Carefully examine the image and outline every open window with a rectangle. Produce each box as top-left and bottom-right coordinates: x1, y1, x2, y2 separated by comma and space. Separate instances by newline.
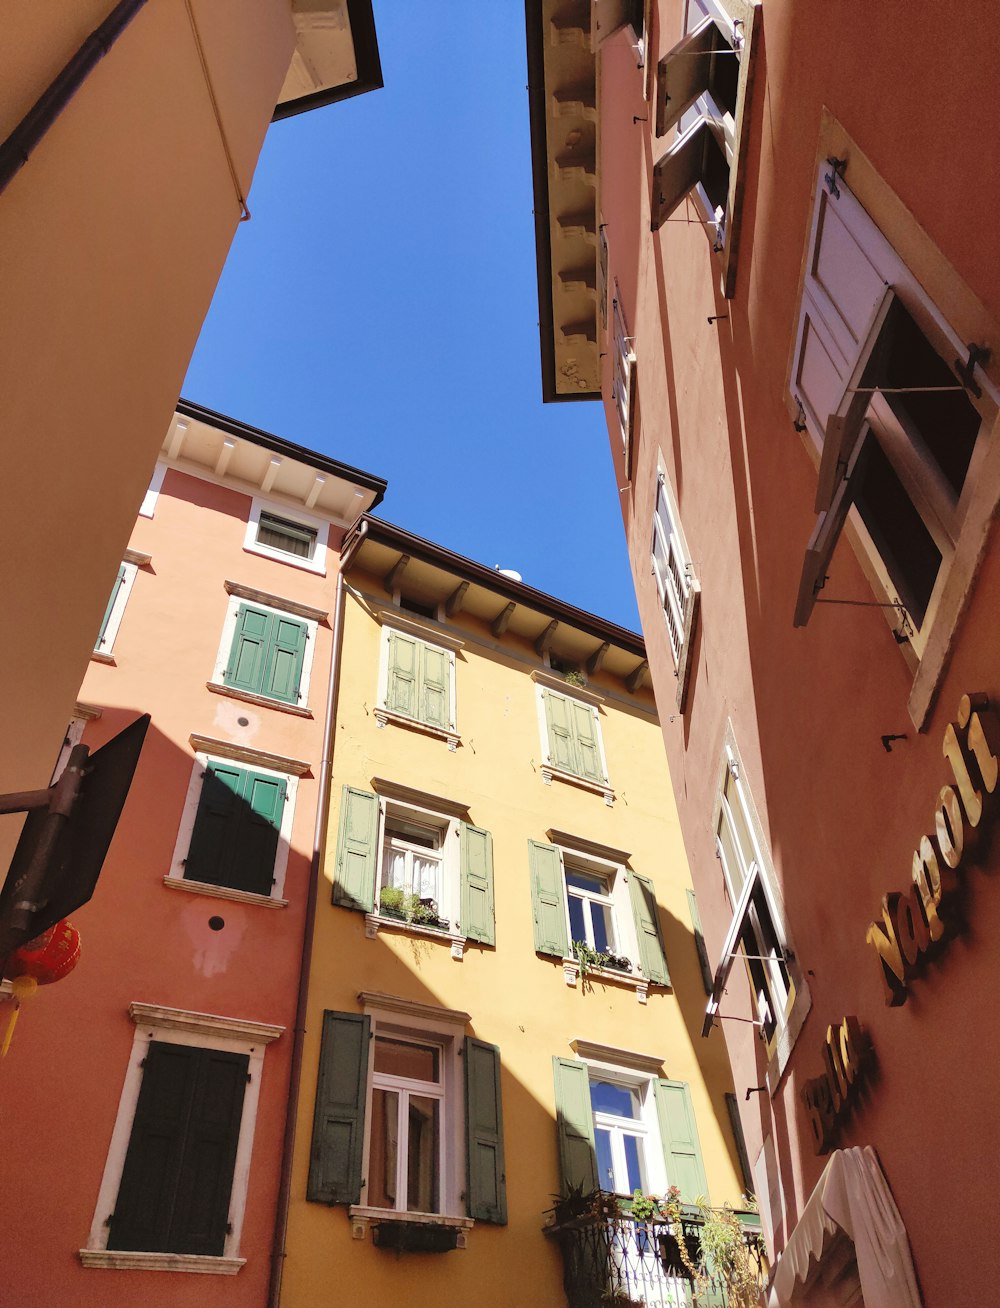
612, 285, 638, 478
651, 471, 701, 710
651, 0, 760, 295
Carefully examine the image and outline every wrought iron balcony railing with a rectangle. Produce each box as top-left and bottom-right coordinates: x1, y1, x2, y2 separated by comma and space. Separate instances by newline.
546, 1197, 767, 1308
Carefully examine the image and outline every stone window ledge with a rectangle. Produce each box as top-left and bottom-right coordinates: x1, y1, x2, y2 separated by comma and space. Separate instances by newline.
162, 876, 288, 909
542, 764, 613, 806
374, 707, 460, 751
561, 957, 652, 1004
79, 1250, 245, 1275
364, 912, 465, 960
348, 1207, 473, 1247
207, 681, 313, 718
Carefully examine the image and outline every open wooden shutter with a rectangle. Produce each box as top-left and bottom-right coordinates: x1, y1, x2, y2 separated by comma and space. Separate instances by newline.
629, 871, 671, 985
686, 888, 714, 995
655, 16, 715, 136
651, 118, 709, 230
307, 1011, 370, 1205
653, 1079, 709, 1202
464, 1038, 507, 1224
675, 579, 701, 713
109, 1042, 248, 1256
225, 604, 272, 695
420, 643, 452, 729
263, 614, 308, 704
570, 701, 607, 783
543, 689, 579, 774
331, 785, 379, 912
793, 431, 871, 627
552, 1057, 598, 1194
96, 564, 127, 649
231, 771, 286, 895
460, 822, 495, 945
184, 762, 245, 886
529, 840, 569, 958
592, 0, 638, 46
386, 631, 419, 718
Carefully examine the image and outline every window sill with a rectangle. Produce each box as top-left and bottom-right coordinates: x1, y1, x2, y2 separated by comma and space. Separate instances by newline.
541, 764, 613, 806
79, 1250, 246, 1275
207, 681, 312, 718
163, 876, 288, 909
348, 1207, 473, 1248
242, 542, 326, 576
364, 912, 465, 959
560, 956, 652, 1004
374, 707, 459, 752
90, 650, 116, 666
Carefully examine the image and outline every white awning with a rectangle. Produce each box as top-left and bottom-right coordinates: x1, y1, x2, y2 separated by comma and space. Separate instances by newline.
768, 1147, 921, 1308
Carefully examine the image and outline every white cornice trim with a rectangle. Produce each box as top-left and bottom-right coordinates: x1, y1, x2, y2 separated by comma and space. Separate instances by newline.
531, 668, 605, 706
358, 991, 471, 1026
129, 1003, 284, 1044
79, 1250, 246, 1275
375, 608, 465, 652
224, 579, 328, 624
124, 548, 152, 567
546, 828, 630, 865
188, 734, 312, 777
206, 681, 314, 719
370, 777, 470, 818
569, 1038, 664, 1072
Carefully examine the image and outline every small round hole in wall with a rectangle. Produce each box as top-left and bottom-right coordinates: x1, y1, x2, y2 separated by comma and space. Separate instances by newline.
208, 916, 225, 932
237, 716, 250, 727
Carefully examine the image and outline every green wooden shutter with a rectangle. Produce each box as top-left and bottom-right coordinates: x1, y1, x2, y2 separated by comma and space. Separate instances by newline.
460, 823, 495, 945
629, 871, 671, 986
570, 699, 606, 783
109, 1042, 248, 1256
725, 1091, 754, 1195
552, 1057, 597, 1194
529, 840, 569, 958
653, 1079, 709, 1203
420, 643, 452, 729
96, 563, 127, 649
184, 762, 246, 887
687, 888, 714, 995
263, 614, 308, 704
464, 1038, 507, 1224
331, 786, 379, 912
225, 604, 273, 694
307, 1011, 370, 1205
386, 631, 419, 717
231, 771, 287, 895
543, 690, 579, 774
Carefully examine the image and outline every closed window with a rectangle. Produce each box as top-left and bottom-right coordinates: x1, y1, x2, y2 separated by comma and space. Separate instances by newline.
591, 1079, 649, 1194
790, 165, 997, 654
243, 498, 329, 574
651, 471, 701, 710
307, 1007, 507, 1226
377, 623, 458, 742
168, 754, 297, 901
256, 510, 317, 559
223, 603, 309, 705
538, 686, 609, 787
331, 785, 495, 947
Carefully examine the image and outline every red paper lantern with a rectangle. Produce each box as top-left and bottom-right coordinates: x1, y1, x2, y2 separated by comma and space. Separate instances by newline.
1, 919, 81, 1057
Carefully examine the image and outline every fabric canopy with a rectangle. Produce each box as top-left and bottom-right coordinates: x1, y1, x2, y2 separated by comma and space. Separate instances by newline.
768, 1146, 921, 1308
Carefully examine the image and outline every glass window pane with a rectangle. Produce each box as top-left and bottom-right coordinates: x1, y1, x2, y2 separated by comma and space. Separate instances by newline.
595, 1127, 616, 1191
368, 1088, 399, 1208
406, 1095, 439, 1213
568, 894, 587, 945
716, 803, 746, 901
590, 1080, 639, 1119
413, 854, 440, 901
724, 776, 758, 874
592, 904, 614, 955
566, 869, 607, 895
374, 1037, 440, 1082
623, 1133, 645, 1194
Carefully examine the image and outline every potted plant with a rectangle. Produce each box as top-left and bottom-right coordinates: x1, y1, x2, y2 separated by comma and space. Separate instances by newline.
378, 886, 407, 920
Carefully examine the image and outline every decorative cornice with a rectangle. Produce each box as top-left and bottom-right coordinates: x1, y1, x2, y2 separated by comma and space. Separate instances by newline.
375, 608, 465, 652
224, 579, 328, 624
546, 829, 630, 865
531, 668, 605, 706
569, 1038, 664, 1071
358, 991, 471, 1026
129, 1003, 284, 1044
370, 777, 470, 818
189, 733, 312, 777
124, 548, 152, 567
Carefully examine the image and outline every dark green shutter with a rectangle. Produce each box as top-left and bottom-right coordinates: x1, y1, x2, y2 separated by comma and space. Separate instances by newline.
629, 871, 671, 985
654, 1079, 709, 1203
725, 1092, 754, 1195
543, 690, 579, 774
464, 1038, 507, 1224
96, 564, 127, 650
263, 614, 308, 704
420, 642, 452, 729
185, 762, 285, 895
460, 823, 495, 945
570, 699, 606, 783
529, 840, 569, 958
225, 604, 272, 694
109, 1042, 248, 1255
687, 888, 714, 995
552, 1057, 597, 1194
307, 1011, 370, 1205
331, 786, 379, 912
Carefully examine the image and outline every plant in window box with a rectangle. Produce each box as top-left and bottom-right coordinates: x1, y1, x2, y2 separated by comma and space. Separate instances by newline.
602, 952, 633, 975
562, 669, 587, 688
571, 938, 610, 978
600, 1290, 644, 1308
378, 886, 408, 920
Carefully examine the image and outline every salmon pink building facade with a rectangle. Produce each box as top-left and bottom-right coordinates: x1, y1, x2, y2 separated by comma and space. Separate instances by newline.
528, 1, 1000, 1303
0, 403, 384, 1304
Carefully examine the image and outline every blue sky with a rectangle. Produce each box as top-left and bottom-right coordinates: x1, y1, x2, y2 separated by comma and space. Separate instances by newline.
184, 3, 640, 631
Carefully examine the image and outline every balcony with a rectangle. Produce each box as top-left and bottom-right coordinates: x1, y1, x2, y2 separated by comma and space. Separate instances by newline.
546, 1193, 767, 1308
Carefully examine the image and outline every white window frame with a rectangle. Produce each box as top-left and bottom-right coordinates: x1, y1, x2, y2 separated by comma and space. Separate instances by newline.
209, 593, 319, 710
164, 752, 298, 906
373, 797, 461, 932
138, 463, 167, 518
678, 0, 740, 222
706, 730, 810, 1083
80, 1003, 283, 1275
651, 471, 694, 662
375, 613, 461, 747
357, 998, 467, 1219
612, 284, 638, 474
560, 847, 639, 971
242, 497, 329, 575
532, 672, 612, 801
789, 160, 1000, 672
575, 1055, 669, 1198
94, 560, 139, 658
366, 1032, 447, 1216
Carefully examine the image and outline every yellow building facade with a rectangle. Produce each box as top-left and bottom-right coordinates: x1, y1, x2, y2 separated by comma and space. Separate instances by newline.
280, 518, 749, 1306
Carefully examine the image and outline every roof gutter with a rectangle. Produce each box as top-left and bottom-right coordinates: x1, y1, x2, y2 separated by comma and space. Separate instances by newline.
266, 519, 367, 1308
0, 0, 149, 197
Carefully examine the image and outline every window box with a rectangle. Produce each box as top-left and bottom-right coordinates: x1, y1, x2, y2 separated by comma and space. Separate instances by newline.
372, 1220, 461, 1254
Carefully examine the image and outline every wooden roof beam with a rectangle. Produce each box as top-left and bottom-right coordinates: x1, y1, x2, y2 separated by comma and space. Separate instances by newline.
492, 601, 516, 638
626, 660, 649, 693
445, 581, 470, 618
383, 554, 409, 593
535, 620, 559, 658
586, 641, 610, 675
